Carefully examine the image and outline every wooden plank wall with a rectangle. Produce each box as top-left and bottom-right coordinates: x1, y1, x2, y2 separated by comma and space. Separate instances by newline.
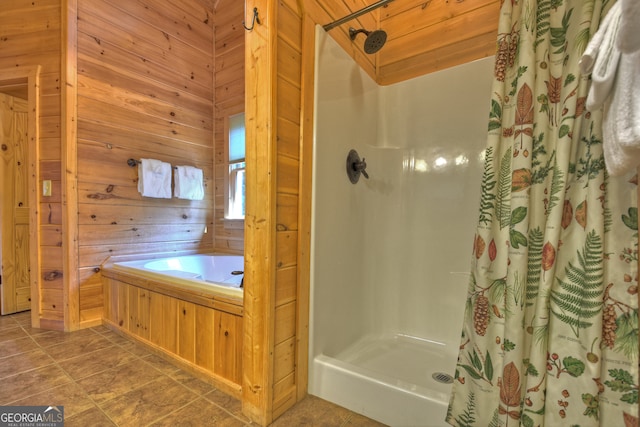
0, 0, 62, 328
242, 0, 277, 422
75, 0, 216, 327
242, 0, 306, 423
272, 0, 304, 418
213, 0, 245, 254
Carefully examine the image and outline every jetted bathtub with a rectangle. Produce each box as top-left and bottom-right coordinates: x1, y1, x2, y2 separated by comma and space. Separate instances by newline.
106, 253, 244, 300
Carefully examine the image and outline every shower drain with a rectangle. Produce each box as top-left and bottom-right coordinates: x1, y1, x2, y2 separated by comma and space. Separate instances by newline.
432, 372, 454, 384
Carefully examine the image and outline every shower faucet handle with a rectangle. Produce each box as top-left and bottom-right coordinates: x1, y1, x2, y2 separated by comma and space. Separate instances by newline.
357, 158, 369, 179
346, 149, 369, 183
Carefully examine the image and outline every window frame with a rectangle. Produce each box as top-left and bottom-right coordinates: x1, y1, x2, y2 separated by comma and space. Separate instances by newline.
223, 109, 246, 227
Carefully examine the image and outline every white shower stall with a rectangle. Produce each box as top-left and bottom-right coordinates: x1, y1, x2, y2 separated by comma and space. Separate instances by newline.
309, 27, 494, 426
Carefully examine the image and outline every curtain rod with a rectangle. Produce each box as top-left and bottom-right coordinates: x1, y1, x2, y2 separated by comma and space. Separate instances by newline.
323, 0, 395, 32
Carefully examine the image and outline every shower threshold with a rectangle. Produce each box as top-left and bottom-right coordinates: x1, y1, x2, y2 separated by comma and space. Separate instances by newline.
310, 333, 456, 426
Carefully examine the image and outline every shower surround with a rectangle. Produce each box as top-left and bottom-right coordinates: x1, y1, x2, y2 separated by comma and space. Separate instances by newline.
309, 27, 494, 426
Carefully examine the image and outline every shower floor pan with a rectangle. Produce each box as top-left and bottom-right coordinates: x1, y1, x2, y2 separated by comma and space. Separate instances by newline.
311, 333, 456, 427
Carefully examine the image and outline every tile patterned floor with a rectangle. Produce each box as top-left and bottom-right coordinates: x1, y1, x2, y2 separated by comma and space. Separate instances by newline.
0, 311, 386, 426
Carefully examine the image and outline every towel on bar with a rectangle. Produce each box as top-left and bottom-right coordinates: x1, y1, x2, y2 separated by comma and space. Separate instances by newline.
580, 2, 640, 176
137, 158, 172, 198
616, 0, 640, 54
174, 165, 204, 200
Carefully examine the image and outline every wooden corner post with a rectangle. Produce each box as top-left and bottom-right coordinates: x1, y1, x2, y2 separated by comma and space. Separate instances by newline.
242, 0, 278, 424
62, 0, 80, 331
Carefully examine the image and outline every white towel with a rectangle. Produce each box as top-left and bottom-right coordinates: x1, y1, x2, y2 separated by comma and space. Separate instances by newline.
602, 50, 640, 176
579, 3, 621, 76
137, 158, 172, 198
616, 0, 640, 54
174, 165, 204, 200
580, 1, 640, 176
580, 2, 622, 111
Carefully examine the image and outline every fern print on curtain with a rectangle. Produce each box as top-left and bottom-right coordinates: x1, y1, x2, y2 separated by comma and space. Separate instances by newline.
446, 0, 639, 426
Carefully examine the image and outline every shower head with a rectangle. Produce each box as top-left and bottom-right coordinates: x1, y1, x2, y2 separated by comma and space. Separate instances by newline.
349, 27, 387, 54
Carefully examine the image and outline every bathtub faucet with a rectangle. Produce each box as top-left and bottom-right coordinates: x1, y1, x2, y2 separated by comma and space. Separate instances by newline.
231, 270, 244, 288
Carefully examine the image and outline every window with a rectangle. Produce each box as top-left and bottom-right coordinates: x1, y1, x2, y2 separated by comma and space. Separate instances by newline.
226, 112, 245, 220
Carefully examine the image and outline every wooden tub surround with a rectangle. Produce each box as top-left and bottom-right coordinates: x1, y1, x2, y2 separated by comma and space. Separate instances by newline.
101, 253, 243, 399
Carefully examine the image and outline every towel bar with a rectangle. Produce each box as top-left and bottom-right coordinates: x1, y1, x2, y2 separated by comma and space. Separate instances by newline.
128, 158, 177, 170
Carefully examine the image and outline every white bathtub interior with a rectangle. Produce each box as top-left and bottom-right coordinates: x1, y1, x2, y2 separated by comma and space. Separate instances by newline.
309, 26, 494, 427
110, 254, 244, 299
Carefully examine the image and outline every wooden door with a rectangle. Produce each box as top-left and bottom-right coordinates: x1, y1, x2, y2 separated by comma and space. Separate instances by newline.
1, 92, 30, 314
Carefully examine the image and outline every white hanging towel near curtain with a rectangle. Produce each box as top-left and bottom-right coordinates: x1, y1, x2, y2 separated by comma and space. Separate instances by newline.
580, 2, 640, 176
137, 158, 172, 198
616, 0, 640, 54
601, 50, 640, 176
579, 3, 621, 110
174, 165, 204, 200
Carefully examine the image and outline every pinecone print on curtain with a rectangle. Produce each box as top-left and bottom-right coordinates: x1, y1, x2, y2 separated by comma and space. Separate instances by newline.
603, 298, 617, 349
473, 294, 490, 336
495, 24, 519, 82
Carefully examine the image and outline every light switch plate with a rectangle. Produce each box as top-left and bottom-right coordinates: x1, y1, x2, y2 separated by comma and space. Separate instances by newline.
43, 180, 52, 196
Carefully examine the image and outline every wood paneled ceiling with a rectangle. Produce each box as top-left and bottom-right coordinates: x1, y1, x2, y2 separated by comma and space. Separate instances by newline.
317, 0, 500, 85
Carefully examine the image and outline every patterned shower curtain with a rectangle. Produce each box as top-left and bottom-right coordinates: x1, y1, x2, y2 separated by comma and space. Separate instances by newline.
446, 0, 638, 426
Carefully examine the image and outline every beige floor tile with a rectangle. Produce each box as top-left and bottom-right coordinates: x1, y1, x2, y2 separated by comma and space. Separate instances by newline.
58, 344, 138, 380
117, 339, 157, 357
203, 389, 246, 421
76, 358, 165, 404
170, 369, 218, 396
65, 405, 117, 427
0, 336, 39, 358
344, 413, 388, 426
96, 329, 137, 347
11, 311, 32, 323
101, 376, 198, 426
0, 326, 29, 343
142, 353, 182, 375
21, 325, 56, 337
10, 382, 96, 418
0, 315, 19, 328
149, 397, 247, 426
45, 334, 114, 362
271, 395, 355, 427
29, 328, 100, 348
90, 325, 112, 334
0, 364, 72, 405
0, 312, 383, 427
0, 348, 54, 379
0, 322, 20, 333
